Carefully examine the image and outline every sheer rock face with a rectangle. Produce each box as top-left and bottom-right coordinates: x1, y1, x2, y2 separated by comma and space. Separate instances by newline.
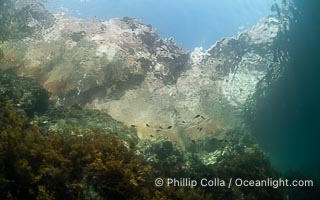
0, 3, 285, 142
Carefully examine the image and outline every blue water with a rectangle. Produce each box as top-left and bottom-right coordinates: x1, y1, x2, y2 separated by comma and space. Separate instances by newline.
46, 0, 276, 50
252, 0, 320, 177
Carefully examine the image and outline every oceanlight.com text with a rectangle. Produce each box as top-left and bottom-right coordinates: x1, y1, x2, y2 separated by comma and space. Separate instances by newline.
154, 178, 314, 188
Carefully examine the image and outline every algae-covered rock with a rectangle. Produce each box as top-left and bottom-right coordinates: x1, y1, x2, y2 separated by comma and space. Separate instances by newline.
35, 104, 139, 144
0, 0, 54, 41
0, 68, 137, 144
138, 137, 187, 176
137, 129, 284, 199
139, 128, 265, 169
187, 130, 259, 166
0, 101, 215, 200
0, 69, 49, 116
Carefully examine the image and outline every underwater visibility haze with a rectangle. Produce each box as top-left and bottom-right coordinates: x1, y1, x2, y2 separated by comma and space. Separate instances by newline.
0, 0, 319, 199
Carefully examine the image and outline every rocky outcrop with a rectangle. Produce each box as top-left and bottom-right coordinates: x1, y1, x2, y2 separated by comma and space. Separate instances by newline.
0, 0, 288, 143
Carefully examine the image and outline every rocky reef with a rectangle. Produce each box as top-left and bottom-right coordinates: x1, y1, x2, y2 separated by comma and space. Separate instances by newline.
0, 67, 285, 200
0, 0, 314, 200
1, 1, 319, 199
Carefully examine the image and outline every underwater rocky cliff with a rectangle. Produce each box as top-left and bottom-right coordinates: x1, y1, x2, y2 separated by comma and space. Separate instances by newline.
0, 0, 289, 145
1, 0, 319, 199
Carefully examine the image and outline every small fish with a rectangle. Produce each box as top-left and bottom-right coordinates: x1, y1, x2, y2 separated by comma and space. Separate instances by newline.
131, 125, 137, 128
167, 126, 172, 129
150, 134, 154, 137
201, 116, 205, 120
156, 129, 161, 132
191, 140, 196, 144
194, 114, 201, 119
159, 126, 164, 129
199, 127, 203, 131
182, 120, 186, 123
146, 123, 150, 127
